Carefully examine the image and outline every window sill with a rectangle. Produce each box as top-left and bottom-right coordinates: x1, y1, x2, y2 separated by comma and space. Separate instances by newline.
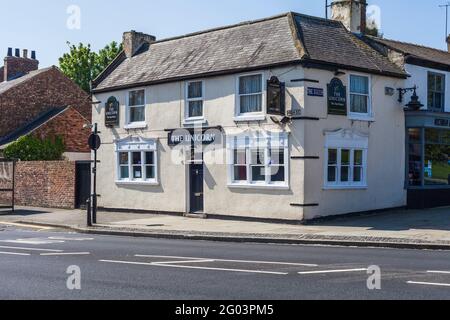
348, 114, 374, 122
228, 183, 290, 190
183, 118, 207, 125
233, 114, 266, 122
323, 185, 368, 190
116, 180, 159, 186
124, 122, 147, 130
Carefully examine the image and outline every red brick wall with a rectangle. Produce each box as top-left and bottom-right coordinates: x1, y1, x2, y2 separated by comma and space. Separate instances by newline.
0, 66, 92, 138
0, 161, 76, 209
3, 56, 39, 81
33, 107, 91, 153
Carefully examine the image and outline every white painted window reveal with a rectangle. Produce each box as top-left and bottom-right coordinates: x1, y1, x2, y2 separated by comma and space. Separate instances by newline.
235, 72, 266, 122
185, 80, 205, 123
126, 89, 146, 129
349, 74, 372, 119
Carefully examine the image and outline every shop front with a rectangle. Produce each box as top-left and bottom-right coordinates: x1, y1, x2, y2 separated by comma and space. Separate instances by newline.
406, 111, 450, 208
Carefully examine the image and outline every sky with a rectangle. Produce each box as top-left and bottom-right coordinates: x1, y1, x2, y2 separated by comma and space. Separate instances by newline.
0, 0, 449, 68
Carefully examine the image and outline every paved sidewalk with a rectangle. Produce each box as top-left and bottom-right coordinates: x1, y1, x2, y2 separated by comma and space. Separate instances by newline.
0, 206, 450, 249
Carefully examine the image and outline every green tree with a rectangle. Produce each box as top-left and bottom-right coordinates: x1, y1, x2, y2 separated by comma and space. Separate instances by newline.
3, 135, 65, 161
59, 41, 122, 93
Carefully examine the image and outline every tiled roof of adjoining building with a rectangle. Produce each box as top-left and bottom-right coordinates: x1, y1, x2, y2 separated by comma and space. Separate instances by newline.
93, 12, 407, 93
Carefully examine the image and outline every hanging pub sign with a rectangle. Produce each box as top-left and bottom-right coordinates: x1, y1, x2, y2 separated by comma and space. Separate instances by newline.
327, 78, 347, 116
105, 96, 120, 127
167, 127, 223, 147
267, 76, 286, 116
307, 87, 324, 97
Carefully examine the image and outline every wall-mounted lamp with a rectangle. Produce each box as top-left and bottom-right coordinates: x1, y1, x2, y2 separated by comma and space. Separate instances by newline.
397, 86, 424, 111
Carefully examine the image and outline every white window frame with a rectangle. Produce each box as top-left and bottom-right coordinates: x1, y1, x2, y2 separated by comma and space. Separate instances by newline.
427, 71, 446, 112
125, 88, 147, 129
324, 129, 368, 189
348, 73, 373, 120
227, 131, 289, 190
184, 80, 206, 124
234, 72, 266, 122
115, 136, 158, 185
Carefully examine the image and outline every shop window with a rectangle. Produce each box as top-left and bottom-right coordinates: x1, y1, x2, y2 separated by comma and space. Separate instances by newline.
424, 128, 450, 186
116, 137, 158, 185
408, 128, 423, 187
228, 132, 289, 189
349, 74, 371, 116
324, 129, 368, 189
427, 72, 445, 112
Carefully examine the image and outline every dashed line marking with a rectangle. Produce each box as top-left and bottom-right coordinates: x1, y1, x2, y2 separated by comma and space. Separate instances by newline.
0, 251, 30, 256
427, 270, 450, 275
298, 268, 368, 275
0, 245, 63, 252
407, 281, 450, 288
40, 252, 91, 256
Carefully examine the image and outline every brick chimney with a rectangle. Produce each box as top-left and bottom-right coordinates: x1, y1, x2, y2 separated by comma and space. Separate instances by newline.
123, 31, 156, 58
2, 47, 39, 82
447, 35, 450, 52
331, 0, 367, 34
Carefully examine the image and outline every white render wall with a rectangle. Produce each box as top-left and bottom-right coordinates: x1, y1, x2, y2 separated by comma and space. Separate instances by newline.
405, 64, 450, 113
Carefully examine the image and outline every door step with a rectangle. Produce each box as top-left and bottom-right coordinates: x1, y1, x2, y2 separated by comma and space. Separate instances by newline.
184, 213, 207, 219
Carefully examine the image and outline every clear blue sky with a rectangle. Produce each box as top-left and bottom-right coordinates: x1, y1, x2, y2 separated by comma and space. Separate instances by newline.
0, 0, 448, 68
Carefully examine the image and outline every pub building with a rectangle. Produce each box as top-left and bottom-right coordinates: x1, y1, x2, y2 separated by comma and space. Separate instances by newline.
91, 2, 448, 222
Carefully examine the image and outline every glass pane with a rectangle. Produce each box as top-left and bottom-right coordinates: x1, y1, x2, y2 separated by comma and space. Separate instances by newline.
354, 150, 363, 166
408, 143, 422, 186
341, 166, 349, 182
350, 94, 368, 113
328, 149, 337, 165
234, 149, 247, 165
354, 167, 362, 182
119, 152, 128, 165
130, 106, 145, 122
428, 73, 435, 92
436, 74, 444, 91
145, 152, 154, 165
270, 166, 285, 182
132, 152, 142, 165
341, 149, 350, 165
188, 82, 202, 99
146, 166, 155, 179
270, 149, 285, 165
240, 94, 262, 113
120, 166, 129, 179
239, 75, 262, 94
426, 129, 439, 144
328, 166, 336, 182
234, 166, 247, 181
129, 90, 145, 106
251, 149, 265, 165
252, 166, 265, 182
424, 144, 450, 186
408, 128, 422, 143
350, 75, 369, 94
188, 101, 203, 118
133, 166, 142, 179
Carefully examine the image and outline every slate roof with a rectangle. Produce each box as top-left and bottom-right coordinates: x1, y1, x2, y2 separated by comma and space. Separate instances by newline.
0, 67, 53, 95
365, 36, 450, 69
0, 106, 68, 148
93, 12, 407, 92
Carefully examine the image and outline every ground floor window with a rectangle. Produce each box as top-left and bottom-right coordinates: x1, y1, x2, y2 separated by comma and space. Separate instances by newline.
324, 129, 368, 189
115, 137, 158, 185
227, 131, 289, 189
408, 127, 450, 187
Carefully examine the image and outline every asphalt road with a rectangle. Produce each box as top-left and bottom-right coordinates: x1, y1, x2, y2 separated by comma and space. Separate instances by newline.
0, 223, 449, 300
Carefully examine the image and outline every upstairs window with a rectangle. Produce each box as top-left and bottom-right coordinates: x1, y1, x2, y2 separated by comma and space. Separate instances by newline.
127, 89, 146, 124
349, 75, 371, 116
185, 81, 204, 121
428, 72, 445, 112
238, 74, 263, 115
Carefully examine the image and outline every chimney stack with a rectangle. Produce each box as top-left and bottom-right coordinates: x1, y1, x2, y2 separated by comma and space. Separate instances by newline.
123, 30, 156, 58
331, 0, 367, 34
3, 48, 39, 82
447, 35, 450, 53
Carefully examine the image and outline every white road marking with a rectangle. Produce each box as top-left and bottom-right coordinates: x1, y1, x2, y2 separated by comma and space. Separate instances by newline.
0, 221, 54, 230
152, 259, 216, 265
48, 237, 94, 241
40, 252, 90, 256
407, 281, 450, 288
135, 255, 318, 267
0, 251, 30, 256
427, 270, 450, 275
298, 268, 368, 275
100, 260, 289, 275
0, 245, 63, 252
1, 239, 64, 245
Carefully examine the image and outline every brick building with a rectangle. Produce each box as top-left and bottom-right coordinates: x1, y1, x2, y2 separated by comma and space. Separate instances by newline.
0, 48, 92, 160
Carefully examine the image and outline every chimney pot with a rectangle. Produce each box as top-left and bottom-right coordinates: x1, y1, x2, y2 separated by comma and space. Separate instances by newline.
7, 48, 12, 56
15, 48, 20, 57
23, 49, 28, 59
31, 50, 36, 60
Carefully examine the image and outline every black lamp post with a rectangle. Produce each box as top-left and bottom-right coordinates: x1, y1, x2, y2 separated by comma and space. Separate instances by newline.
398, 86, 424, 111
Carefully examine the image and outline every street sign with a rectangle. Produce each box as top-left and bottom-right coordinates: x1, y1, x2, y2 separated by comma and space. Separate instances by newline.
88, 134, 101, 151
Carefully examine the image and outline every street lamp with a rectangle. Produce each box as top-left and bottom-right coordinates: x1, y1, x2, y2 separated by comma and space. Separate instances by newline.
397, 86, 424, 111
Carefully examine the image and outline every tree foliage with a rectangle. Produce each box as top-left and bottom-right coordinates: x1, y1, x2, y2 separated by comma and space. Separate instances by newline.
3, 135, 65, 161
59, 41, 122, 93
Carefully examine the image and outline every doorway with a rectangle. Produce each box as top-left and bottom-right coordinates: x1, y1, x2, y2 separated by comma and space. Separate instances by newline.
75, 162, 91, 209
189, 163, 204, 213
